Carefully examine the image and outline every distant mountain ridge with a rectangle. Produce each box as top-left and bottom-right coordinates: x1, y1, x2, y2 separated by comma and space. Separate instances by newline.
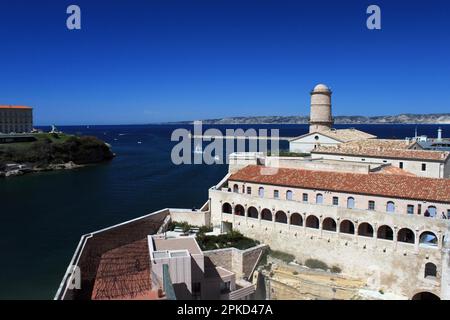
173, 113, 450, 124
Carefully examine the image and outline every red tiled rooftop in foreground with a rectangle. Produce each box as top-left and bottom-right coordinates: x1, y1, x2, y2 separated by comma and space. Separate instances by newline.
229, 165, 450, 203
0, 105, 32, 109
91, 238, 159, 300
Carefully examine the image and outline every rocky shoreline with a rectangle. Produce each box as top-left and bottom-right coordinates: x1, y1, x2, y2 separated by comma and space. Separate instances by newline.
0, 161, 85, 178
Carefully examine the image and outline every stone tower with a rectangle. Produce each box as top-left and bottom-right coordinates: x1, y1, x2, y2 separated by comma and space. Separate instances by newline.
309, 84, 333, 133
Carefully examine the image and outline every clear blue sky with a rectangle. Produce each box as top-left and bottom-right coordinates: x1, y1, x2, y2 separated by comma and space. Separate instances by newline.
0, 0, 449, 125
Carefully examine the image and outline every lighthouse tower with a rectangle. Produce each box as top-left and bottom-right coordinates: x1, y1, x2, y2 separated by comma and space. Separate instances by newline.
309, 84, 333, 133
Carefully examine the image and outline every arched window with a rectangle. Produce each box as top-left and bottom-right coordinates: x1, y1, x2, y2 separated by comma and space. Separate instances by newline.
275, 211, 287, 224
397, 228, 415, 244
222, 202, 232, 214
286, 190, 293, 201
290, 213, 303, 226
316, 193, 323, 204
339, 220, 355, 234
424, 263, 437, 278
347, 197, 355, 209
306, 215, 319, 229
425, 206, 437, 218
258, 187, 264, 198
261, 209, 272, 221
247, 206, 258, 219
377, 225, 393, 240
412, 292, 440, 300
234, 204, 245, 216
357, 223, 374, 237
386, 201, 395, 213
322, 217, 337, 232
419, 231, 438, 246
233, 184, 239, 193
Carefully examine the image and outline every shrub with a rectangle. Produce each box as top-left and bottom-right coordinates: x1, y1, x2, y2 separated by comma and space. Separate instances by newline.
292, 271, 298, 275
268, 249, 295, 264
305, 258, 328, 271
331, 266, 342, 273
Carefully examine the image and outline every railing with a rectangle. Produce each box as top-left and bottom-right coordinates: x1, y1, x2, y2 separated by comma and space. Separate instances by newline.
228, 283, 255, 300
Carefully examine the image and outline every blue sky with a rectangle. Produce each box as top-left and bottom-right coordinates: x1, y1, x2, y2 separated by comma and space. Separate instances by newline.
0, 0, 449, 125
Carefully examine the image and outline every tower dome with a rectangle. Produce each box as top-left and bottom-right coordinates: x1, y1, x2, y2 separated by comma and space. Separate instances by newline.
309, 83, 333, 133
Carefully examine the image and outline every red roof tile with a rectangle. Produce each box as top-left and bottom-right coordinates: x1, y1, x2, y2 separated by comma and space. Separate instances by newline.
91, 239, 157, 300
229, 165, 450, 203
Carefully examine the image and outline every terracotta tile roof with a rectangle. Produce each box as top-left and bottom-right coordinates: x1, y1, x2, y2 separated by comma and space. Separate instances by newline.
373, 165, 417, 176
291, 128, 377, 143
338, 139, 418, 150
229, 165, 450, 203
313, 144, 449, 162
91, 238, 157, 300
0, 105, 32, 109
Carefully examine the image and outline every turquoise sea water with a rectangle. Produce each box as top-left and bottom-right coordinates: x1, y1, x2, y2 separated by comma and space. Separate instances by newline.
0, 123, 448, 299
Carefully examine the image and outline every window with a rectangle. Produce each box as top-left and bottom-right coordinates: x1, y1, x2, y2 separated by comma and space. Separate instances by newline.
407, 205, 414, 215
422, 163, 426, 171
386, 201, 395, 213
424, 263, 437, 278
274, 190, 279, 199
368, 201, 375, 211
447, 209, 450, 219
258, 187, 264, 198
347, 197, 355, 209
425, 206, 437, 218
314, 135, 319, 140
302, 193, 308, 203
286, 190, 293, 200
246, 187, 251, 195
399, 162, 403, 169
332, 197, 339, 206
316, 193, 323, 204
220, 281, 231, 294
233, 184, 239, 193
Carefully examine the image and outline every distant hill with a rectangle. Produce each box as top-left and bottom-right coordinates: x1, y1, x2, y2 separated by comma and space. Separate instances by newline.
172, 113, 450, 125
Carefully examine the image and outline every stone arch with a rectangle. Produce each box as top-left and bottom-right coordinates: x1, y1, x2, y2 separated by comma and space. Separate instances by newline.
357, 222, 374, 237
306, 215, 319, 229
275, 211, 287, 224
339, 219, 355, 234
411, 292, 440, 300
419, 231, 438, 247
290, 213, 303, 226
234, 204, 245, 216
222, 202, 232, 214
377, 225, 393, 240
397, 228, 415, 244
247, 206, 258, 219
424, 263, 437, 278
322, 217, 337, 231
261, 208, 272, 221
